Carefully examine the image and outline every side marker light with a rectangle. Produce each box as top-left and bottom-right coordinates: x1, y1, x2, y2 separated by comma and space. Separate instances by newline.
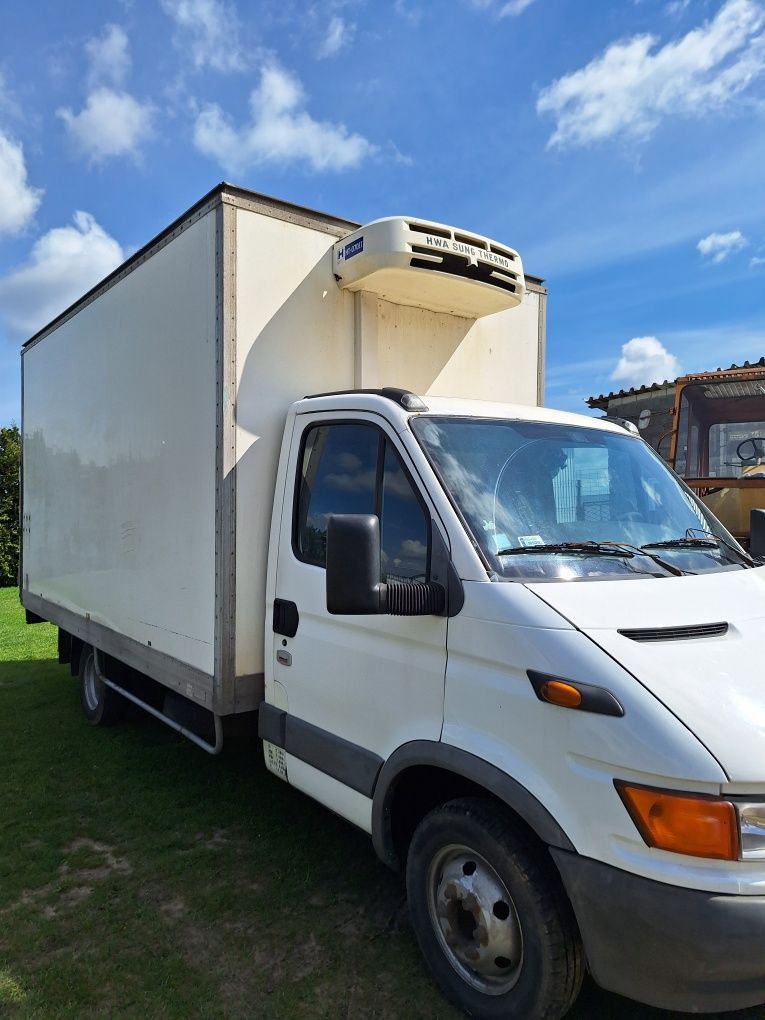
540, 680, 582, 709
527, 671, 624, 717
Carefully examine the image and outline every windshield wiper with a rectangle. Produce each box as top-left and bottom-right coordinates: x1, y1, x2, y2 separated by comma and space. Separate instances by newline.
496, 541, 634, 558
641, 538, 717, 550
496, 540, 686, 576
643, 529, 754, 567
686, 528, 755, 566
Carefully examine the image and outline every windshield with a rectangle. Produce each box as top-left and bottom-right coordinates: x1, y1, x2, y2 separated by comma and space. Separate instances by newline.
412, 416, 748, 581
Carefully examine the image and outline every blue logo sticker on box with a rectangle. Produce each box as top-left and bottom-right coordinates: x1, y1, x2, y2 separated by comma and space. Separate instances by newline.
343, 237, 364, 260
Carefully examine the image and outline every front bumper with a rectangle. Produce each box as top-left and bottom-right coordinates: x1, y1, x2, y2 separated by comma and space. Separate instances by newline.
552, 849, 765, 1013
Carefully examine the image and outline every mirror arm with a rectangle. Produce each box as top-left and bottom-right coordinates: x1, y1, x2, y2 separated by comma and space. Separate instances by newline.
386, 581, 445, 616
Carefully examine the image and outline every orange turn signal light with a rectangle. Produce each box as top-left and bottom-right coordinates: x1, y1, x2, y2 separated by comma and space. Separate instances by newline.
540, 680, 583, 709
615, 782, 739, 861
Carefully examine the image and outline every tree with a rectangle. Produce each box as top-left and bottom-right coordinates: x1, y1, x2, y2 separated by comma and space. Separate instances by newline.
0, 424, 21, 587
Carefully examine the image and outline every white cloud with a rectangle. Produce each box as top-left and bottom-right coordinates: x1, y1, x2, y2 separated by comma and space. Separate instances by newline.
0, 132, 43, 236
499, 0, 537, 14
394, 0, 423, 25
160, 0, 247, 72
0, 212, 123, 337
611, 337, 680, 387
317, 15, 355, 58
537, 0, 765, 148
86, 24, 131, 87
58, 26, 154, 163
58, 88, 155, 163
468, 0, 537, 15
751, 254, 765, 266
697, 229, 747, 262
193, 63, 376, 173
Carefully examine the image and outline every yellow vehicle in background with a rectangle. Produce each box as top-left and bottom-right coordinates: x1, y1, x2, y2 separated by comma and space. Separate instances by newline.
666, 364, 765, 548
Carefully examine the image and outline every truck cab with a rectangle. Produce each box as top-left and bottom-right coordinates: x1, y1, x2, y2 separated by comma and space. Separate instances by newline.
261, 388, 765, 1019
668, 366, 765, 547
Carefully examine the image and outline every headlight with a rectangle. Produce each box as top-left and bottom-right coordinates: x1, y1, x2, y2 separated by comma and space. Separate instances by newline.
736, 803, 765, 859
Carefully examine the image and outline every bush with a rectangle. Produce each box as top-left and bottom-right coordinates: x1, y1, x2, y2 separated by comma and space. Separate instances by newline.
0, 424, 20, 587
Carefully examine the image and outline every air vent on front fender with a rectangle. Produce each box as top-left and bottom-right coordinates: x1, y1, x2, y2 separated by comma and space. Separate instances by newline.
618, 623, 729, 642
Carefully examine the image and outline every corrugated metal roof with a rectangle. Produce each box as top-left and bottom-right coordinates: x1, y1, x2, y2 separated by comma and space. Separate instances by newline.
586, 357, 765, 409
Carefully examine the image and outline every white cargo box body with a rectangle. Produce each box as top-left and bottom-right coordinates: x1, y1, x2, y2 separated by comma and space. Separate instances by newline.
21, 184, 546, 716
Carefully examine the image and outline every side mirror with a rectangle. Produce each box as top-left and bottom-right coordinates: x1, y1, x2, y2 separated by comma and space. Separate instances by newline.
750, 509, 765, 561
326, 513, 446, 616
326, 514, 386, 615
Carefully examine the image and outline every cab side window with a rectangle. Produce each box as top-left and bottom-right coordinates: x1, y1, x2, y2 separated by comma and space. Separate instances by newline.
295, 423, 378, 566
295, 422, 430, 581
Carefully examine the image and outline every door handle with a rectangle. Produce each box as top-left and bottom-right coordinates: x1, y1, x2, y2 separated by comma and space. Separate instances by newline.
273, 599, 299, 637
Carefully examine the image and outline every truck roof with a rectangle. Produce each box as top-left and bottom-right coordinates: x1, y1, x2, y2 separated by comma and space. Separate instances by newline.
22, 182, 546, 353
294, 391, 627, 435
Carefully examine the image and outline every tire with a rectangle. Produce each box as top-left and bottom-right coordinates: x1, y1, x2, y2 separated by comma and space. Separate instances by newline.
406, 797, 583, 1020
79, 645, 124, 726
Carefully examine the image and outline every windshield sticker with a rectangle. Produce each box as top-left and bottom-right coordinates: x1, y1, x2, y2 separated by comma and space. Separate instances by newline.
491, 532, 511, 553
518, 534, 544, 547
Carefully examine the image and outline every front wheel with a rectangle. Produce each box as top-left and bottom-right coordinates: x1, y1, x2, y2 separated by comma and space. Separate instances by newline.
79, 645, 124, 726
406, 798, 583, 1019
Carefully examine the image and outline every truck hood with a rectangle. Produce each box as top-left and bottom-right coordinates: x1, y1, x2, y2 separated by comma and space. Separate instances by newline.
525, 566, 765, 783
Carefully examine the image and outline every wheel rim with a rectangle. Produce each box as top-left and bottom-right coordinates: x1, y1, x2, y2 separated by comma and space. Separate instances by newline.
82, 654, 100, 712
426, 843, 524, 995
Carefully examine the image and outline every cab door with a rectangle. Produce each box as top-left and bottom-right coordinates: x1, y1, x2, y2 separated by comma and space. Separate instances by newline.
268, 411, 448, 828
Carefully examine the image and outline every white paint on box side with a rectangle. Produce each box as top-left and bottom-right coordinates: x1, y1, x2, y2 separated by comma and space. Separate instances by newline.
23, 212, 217, 675
373, 292, 542, 405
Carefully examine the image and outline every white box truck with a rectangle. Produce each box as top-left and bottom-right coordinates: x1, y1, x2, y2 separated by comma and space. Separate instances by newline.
21, 183, 765, 1019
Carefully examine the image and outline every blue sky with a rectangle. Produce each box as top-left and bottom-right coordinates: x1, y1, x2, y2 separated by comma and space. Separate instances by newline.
1, 0, 764, 425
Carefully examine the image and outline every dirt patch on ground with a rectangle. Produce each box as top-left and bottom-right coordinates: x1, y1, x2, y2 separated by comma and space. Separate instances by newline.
247, 931, 322, 986
159, 896, 188, 921
2, 838, 132, 921
61, 837, 132, 880
194, 829, 232, 849
148, 859, 415, 1019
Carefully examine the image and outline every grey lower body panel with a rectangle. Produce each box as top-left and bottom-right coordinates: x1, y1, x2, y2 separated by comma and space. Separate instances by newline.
552, 848, 765, 1013
21, 591, 263, 714
258, 703, 382, 797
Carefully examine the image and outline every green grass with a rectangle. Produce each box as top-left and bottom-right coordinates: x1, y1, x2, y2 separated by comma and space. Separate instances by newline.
0, 586, 762, 1019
